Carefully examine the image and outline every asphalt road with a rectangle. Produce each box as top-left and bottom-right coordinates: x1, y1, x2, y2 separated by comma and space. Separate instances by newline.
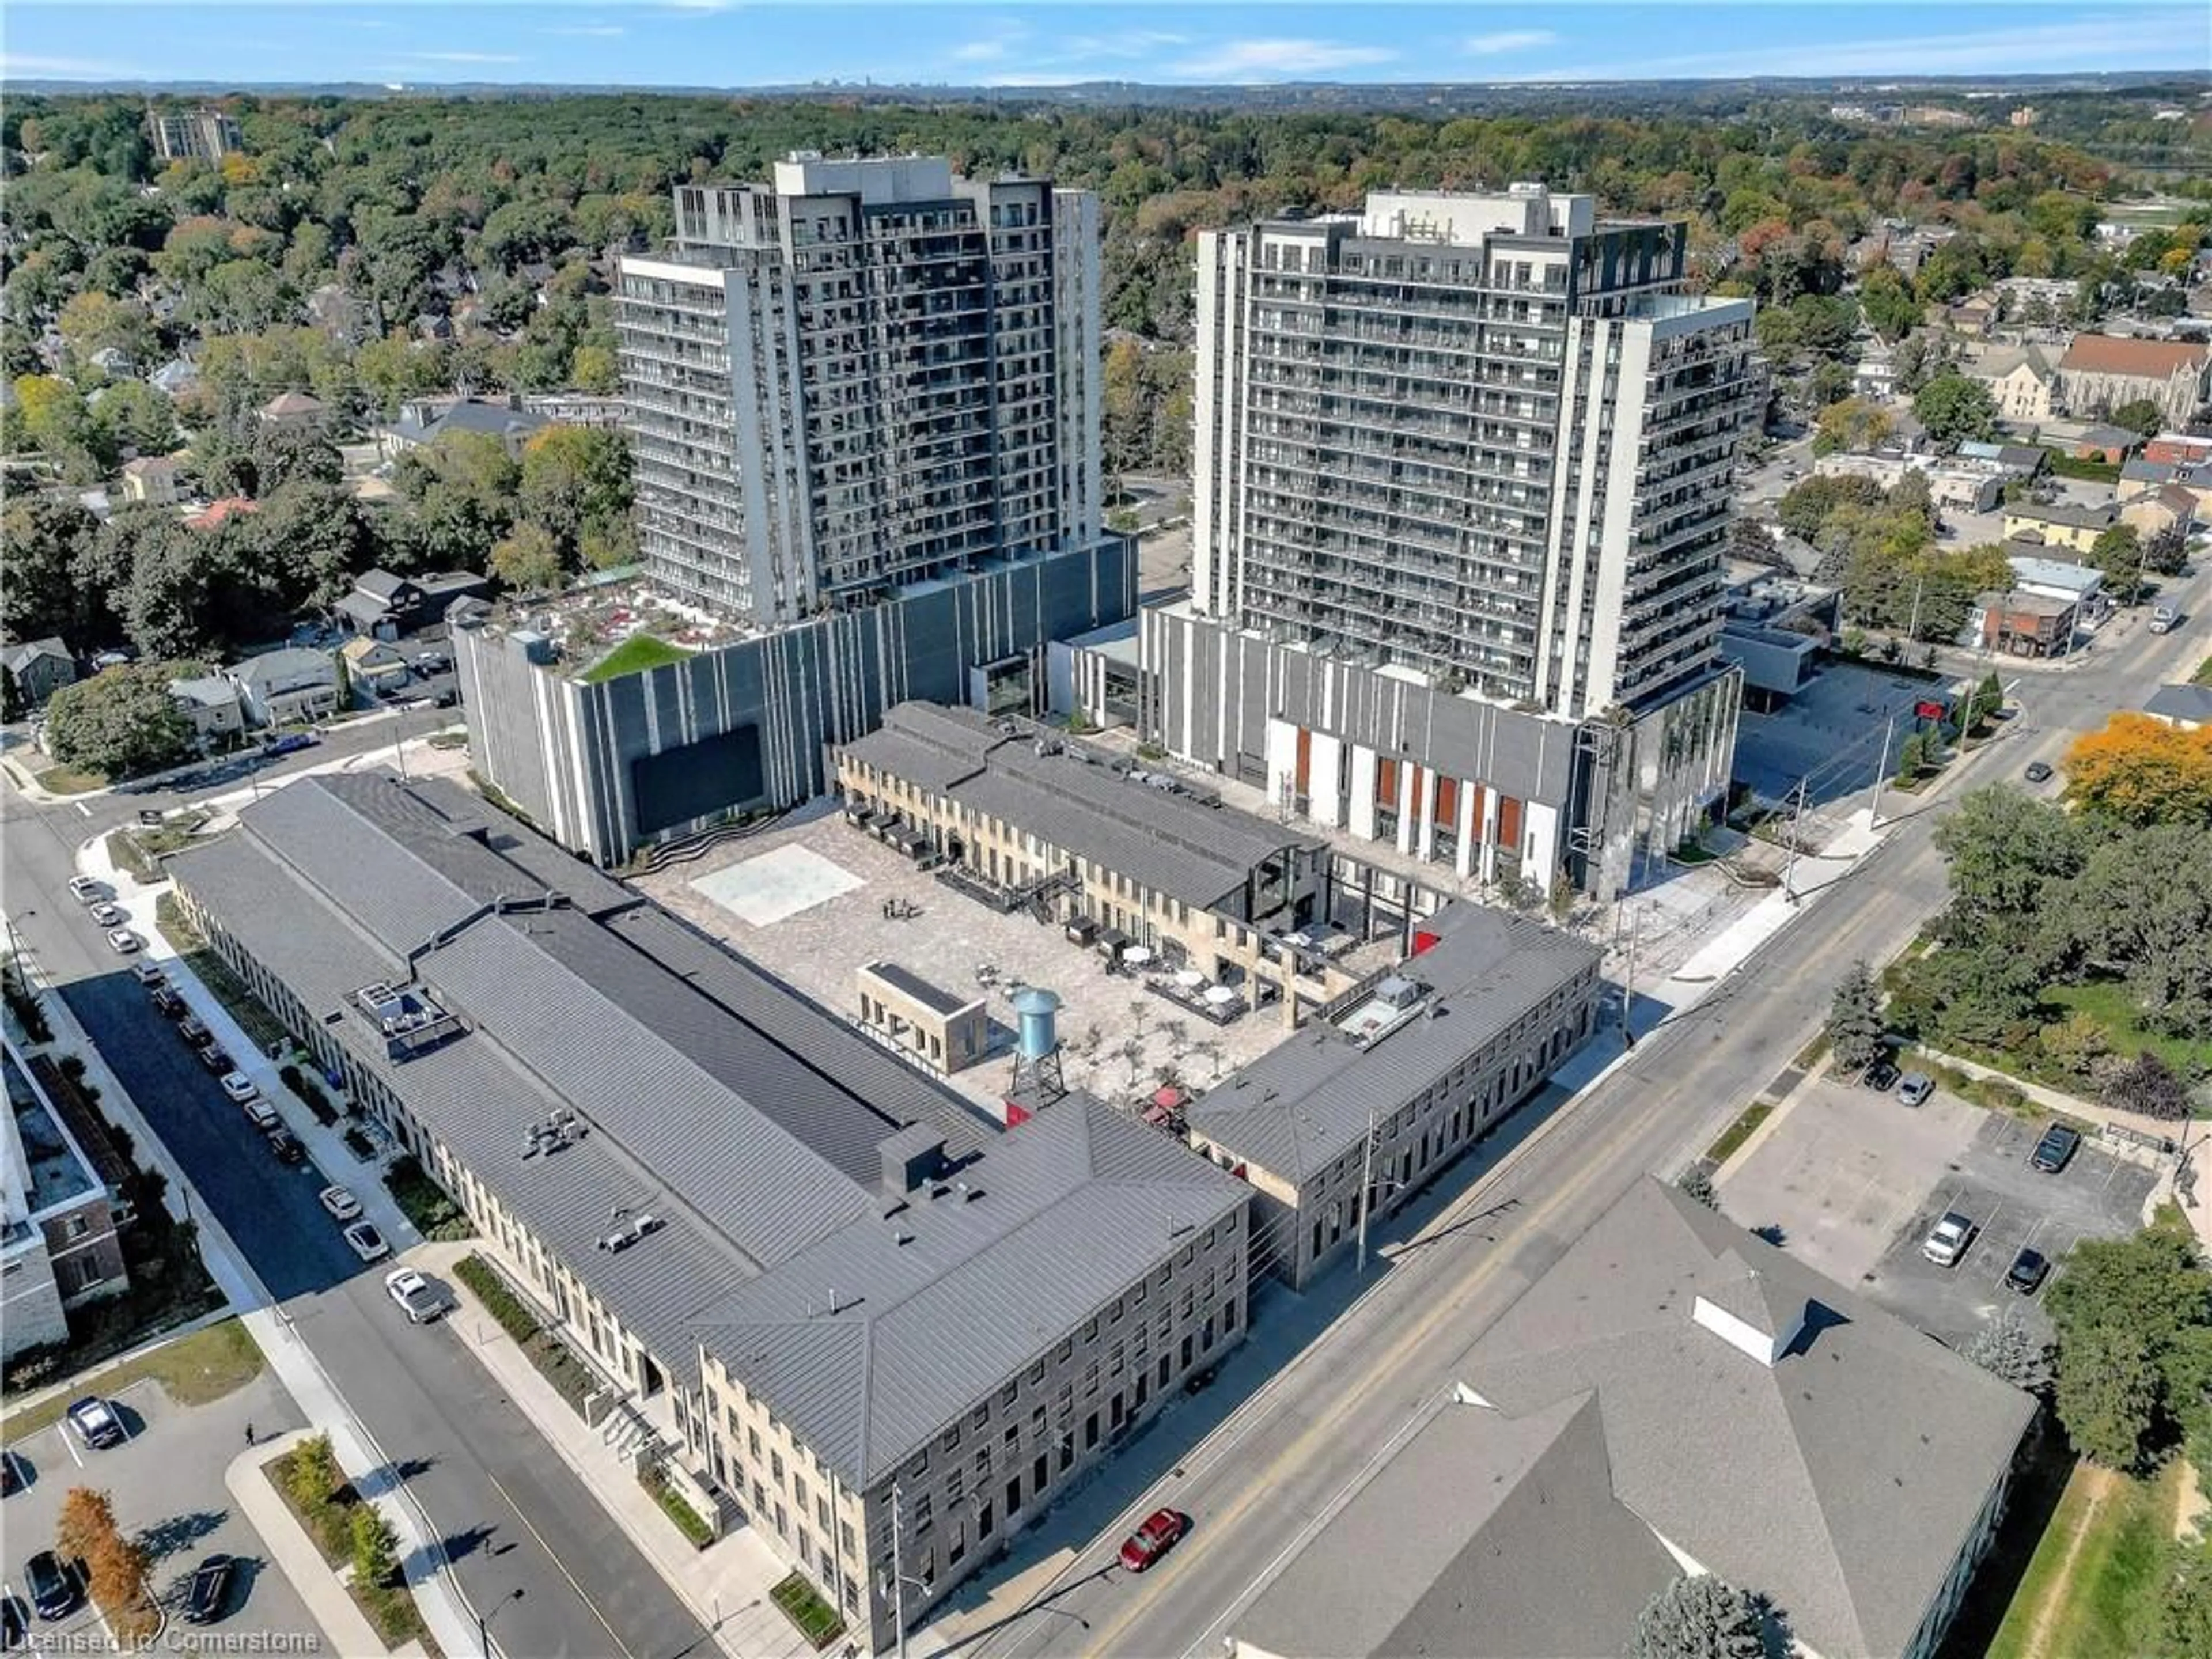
1, 788, 710, 1659
949, 572, 2212, 1659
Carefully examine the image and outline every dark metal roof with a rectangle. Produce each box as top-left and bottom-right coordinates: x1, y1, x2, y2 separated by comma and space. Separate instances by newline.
862, 960, 976, 1020
1186, 904, 1601, 1184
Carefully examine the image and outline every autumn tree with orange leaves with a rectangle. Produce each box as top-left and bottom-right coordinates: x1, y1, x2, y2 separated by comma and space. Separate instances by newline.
2063, 713, 2212, 828
54, 1487, 157, 1642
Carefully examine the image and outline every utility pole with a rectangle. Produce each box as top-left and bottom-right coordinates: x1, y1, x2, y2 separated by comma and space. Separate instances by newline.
1906, 566, 1925, 647
1780, 775, 1810, 906
1866, 715, 1895, 830
1355, 1103, 1378, 1275
1621, 903, 1640, 1049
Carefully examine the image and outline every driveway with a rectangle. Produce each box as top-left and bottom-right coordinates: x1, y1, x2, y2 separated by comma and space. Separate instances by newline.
3, 1364, 315, 1645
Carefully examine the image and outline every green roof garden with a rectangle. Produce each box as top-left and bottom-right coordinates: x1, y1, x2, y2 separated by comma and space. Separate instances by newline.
578, 634, 693, 684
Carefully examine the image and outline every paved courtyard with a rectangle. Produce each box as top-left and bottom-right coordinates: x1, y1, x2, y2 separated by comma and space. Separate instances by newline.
2, 1355, 318, 1646
638, 805, 1301, 1120
1720, 1073, 2159, 1347
1735, 658, 1956, 809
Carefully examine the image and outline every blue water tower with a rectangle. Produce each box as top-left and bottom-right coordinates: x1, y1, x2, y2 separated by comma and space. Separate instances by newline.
1012, 987, 1062, 1059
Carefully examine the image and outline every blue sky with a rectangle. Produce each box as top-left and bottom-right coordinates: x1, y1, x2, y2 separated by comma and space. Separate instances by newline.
2, 2, 2200, 88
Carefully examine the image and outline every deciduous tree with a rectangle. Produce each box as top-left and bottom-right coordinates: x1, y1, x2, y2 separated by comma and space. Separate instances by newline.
2063, 712, 2212, 828
2048, 1226, 2212, 1470
42, 661, 197, 779
2103, 1053, 2193, 1122
1, 495, 100, 645
1912, 373, 2001, 448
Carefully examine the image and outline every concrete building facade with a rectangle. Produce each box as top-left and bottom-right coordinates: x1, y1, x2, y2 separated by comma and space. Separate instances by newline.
1161, 185, 1758, 899
618, 156, 1102, 623
146, 105, 242, 162
4, 1043, 130, 1360
2057, 334, 2212, 426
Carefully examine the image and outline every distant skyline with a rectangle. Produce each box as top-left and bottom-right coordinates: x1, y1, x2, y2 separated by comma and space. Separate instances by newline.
3, 2, 2205, 90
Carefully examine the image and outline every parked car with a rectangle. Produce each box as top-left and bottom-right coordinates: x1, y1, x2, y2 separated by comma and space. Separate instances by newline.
25, 1552, 78, 1621
317, 1185, 362, 1222
176, 1014, 211, 1045
1922, 1212, 1974, 1268
2006, 1247, 2051, 1294
88, 902, 124, 927
131, 959, 166, 987
65, 1396, 125, 1450
1897, 1072, 1935, 1108
219, 1071, 259, 1104
2, 1590, 26, 1651
0, 1446, 25, 1498
198, 1044, 234, 1074
343, 1221, 390, 1263
242, 1099, 280, 1132
2024, 760, 2054, 783
2032, 1123, 2082, 1174
67, 876, 105, 904
1119, 1509, 1189, 1573
184, 1555, 235, 1625
260, 733, 317, 759
385, 1268, 445, 1324
105, 929, 140, 955
2150, 602, 2180, 635
150, 986, 185, 1017
264, 1127, 305, 1166
1863, 1058, 1902, 1093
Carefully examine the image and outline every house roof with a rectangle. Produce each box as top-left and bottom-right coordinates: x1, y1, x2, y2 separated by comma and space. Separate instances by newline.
168, 675, 238, 709
2008, 556, 2104, 596
187, 497, 259, 531
260, 390, 326, 416
385, 399, 549, 448
341, 638, 408, 669
843, 703, 1321, 913
1980, 588, 2076, 618
2059, 334, 2210, 378
121, 455, 179, 477
2146, 683, 2212, 724
1185, 903, 1600, 1184
1, 638, 72, 671
1231, 1390, 1679, 1659
229, 647, 335, 690
167, 775, 1241, 1486
2076, 423, 2139, 449
357, 569, 414, 602
2005, 498, 2116, 532
1449, 1180, 2036, 1659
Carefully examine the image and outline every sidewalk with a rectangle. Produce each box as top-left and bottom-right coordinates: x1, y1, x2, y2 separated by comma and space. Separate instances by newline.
228, 1431, 395, 1659
411, 1238, 811, 1659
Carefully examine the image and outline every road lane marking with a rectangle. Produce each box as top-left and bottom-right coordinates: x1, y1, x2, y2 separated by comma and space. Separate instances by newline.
480, 1466, 637, 1659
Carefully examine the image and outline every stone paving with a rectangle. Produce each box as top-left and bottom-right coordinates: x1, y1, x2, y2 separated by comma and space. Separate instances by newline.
635, 804, 1295, 1120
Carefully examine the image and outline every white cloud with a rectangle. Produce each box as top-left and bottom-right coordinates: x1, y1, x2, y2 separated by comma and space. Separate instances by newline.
1531, 16, 2170, 81
660, 0, 736, 14
1060, 29, 1190, 60
1171, 37, 1396, 81
545, 23, 626, 36
0, 52, 149, 78
403, 50, 527, 63
1464, 30, 1559, 58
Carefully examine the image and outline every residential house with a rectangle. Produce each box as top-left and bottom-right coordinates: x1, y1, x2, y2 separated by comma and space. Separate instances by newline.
87, 346, 137, 381
186, 498, 259, 532
2008, 555, 2107, 619
149, 359, 199, 399
2001, 498, 2117, 555
2145, 433, 2212, 466
2071, 424, 2140, 465
2121, 482, 2198, 542
1955, 439, 2048, 477
4, 1041, 132, 1360
332, 567, 493, 639
226, 648, 340, 728
376, 397, 550, 463
2057, 334, 2212, 426
119, 454, 181, 507
2143, 684, 2212, 731
1946, 292, 2002, 337
1222, 1179, 2035, 1659
411, 313, 454, 343
1851, 341, 1898, 402
168, 675, 246, 749
1965, 343, 2056, 423
1971, 590, 2078, 658
1, 639, 77, 710
256, 390, 328, 432
340, 637, 412, 702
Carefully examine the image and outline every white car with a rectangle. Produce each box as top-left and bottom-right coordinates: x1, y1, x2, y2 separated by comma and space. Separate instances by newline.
106, 929, 141, 955
318, 1186, 362, 1222
1922, 1212, 1974, 1268
342, 1221, 390, 1263
88, 902, 125, 927
219, 1071, 259, 1104
131, 960, 166, 986
385, 1268, 445, 1324
68, 876, 106, 903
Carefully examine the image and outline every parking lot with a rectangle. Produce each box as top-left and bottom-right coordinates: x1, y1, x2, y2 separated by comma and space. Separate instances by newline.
2, 1359, 319, 1646
1720, 1073, 2158, 1347
1872, 1112, 2158, 1346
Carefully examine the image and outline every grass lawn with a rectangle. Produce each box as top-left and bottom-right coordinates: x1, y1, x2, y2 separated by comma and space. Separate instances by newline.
2193, 654, 2212, 687
578, 633, 692, 683
36, 763, 109, 795
769, 1571, 846, 1650
1706, 1101, 1773, 1166
2, 1319, 263, 1438
1986, 1460, 2180, 1659
154, 893, 292, 1055
2044, 979, 2212, 1082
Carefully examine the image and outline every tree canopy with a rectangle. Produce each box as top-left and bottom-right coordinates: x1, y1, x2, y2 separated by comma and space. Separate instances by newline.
41, 660, 199, 779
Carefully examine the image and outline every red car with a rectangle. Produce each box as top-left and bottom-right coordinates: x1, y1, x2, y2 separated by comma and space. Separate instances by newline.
1118, 1509, 1188, 1573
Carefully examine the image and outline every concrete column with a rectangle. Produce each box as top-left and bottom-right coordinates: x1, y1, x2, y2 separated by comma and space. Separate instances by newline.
1475, 787, 1500, 885
1455, 780, 1478, 881
1346, 745, 1378, 840
1309, 733, 1344, 828
1395, 762, 1416, 857
1412, 767, 1437, 864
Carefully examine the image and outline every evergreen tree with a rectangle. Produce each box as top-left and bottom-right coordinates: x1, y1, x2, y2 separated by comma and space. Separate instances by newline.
1825, 961, 1888, 1074
1628, 1575, 1768, 1659
1961, 1308, 2051, 1391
